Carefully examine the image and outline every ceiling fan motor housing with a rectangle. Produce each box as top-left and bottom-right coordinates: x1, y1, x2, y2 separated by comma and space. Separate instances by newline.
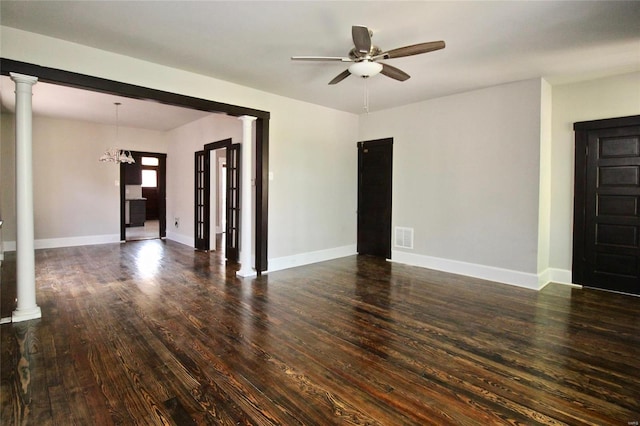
349, 46, 382, 61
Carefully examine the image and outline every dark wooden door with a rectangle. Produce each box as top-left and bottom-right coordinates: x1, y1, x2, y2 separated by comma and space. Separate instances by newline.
573, 115, 640, 295
194, 150, 210, 251
226, 144, 241, 262
357, 138, 393, 258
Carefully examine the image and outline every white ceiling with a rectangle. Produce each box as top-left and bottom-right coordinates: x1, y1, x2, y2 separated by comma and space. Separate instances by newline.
1, 1, 639, 129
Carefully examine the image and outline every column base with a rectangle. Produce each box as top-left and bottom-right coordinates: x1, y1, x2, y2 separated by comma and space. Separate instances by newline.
236, 268, 257, 278
12, 305, 42, 323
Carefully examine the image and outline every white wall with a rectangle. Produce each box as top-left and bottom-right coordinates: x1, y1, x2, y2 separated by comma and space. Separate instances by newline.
268, 105, 358, 259
359, 79, 544, 288
1, 113, 168, 248
550, 72, 640, 276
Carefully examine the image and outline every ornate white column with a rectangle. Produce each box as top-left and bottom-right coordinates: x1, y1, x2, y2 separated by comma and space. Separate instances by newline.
236, 115, 257, 278
11, 73, 41, 322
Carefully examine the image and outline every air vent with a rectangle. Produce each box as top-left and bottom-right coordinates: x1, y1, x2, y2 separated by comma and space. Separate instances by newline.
394, 227, 414, 249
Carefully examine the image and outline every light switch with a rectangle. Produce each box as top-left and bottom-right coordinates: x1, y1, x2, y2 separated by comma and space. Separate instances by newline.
268, 172, 274, 181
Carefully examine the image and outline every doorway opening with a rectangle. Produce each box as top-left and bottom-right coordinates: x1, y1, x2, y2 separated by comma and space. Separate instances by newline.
120, 151, 167, 242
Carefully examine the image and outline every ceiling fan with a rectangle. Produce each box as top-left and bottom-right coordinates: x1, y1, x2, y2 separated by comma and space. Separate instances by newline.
291, 25, 445, 85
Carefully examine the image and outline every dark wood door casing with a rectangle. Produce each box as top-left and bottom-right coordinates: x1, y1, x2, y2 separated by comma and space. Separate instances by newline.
1, 58, 268, 274
573, 115, 640, 295
357, 138, 393, 259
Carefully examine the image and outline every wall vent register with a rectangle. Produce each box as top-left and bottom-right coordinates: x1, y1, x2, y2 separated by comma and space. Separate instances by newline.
394, 227, 414, 249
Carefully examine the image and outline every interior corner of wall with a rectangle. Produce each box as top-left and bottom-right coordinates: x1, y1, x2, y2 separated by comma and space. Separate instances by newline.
538, 268, 573, 287
537, 268, 551, 289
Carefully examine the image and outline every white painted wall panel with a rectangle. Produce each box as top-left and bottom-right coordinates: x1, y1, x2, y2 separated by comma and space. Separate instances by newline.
359, 79, 543, 274
1, 114, 168, 243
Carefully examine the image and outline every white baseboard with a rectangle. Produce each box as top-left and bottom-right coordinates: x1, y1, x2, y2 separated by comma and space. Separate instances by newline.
267, 244, 357, 273
391, 250, 543, 290
266, 247, 572, 292
165, 231, 194, 248
3, 234, 121, 251
550, 268, 572, 285
539, 268, 574, 288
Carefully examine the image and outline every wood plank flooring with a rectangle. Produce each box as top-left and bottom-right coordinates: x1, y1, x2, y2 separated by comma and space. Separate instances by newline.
1, 239, 639, 425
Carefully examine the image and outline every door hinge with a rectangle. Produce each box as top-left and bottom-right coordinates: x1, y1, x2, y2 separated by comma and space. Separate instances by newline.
585, 145, 589, 156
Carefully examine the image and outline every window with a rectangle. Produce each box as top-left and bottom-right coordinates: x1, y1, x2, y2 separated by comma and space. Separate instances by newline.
141, 156, 159, 166
141, 156, 159, 187
142, 169, 157, 188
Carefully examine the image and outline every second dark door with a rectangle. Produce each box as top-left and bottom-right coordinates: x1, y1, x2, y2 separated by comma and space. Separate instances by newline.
573, 115, 640, 295
357, 138, 393, 258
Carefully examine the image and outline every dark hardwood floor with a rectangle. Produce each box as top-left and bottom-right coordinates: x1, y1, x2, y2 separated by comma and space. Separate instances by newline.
1, 240, 638, 425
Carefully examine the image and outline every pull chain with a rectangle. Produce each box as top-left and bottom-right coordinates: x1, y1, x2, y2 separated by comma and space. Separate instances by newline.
363, 77, 370, 113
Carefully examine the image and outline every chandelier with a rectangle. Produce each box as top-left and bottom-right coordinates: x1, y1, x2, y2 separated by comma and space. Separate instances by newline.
99, 102, 135, 164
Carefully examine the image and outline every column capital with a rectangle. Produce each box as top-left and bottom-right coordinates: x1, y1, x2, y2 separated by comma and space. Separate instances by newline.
10, 72, 38, 86
238, 115, 257, 123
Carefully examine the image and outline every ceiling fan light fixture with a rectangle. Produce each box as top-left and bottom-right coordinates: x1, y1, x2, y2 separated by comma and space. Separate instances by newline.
348, 61, 383, 78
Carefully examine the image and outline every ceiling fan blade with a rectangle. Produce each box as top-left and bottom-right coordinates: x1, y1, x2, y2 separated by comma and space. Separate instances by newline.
376, 41, 445, 60
380, 63, 410, 82
352, 25, 372, 54
328, 69, 351, 85
291, 56, 352, 62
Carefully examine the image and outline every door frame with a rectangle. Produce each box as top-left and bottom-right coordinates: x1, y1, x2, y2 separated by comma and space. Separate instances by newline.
572, 114, 640, 286
1, 58, 270, 273
120, 151, 167, 241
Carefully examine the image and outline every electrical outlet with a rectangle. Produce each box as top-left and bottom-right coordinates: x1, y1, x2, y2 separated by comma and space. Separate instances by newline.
174, 217, 179, 228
